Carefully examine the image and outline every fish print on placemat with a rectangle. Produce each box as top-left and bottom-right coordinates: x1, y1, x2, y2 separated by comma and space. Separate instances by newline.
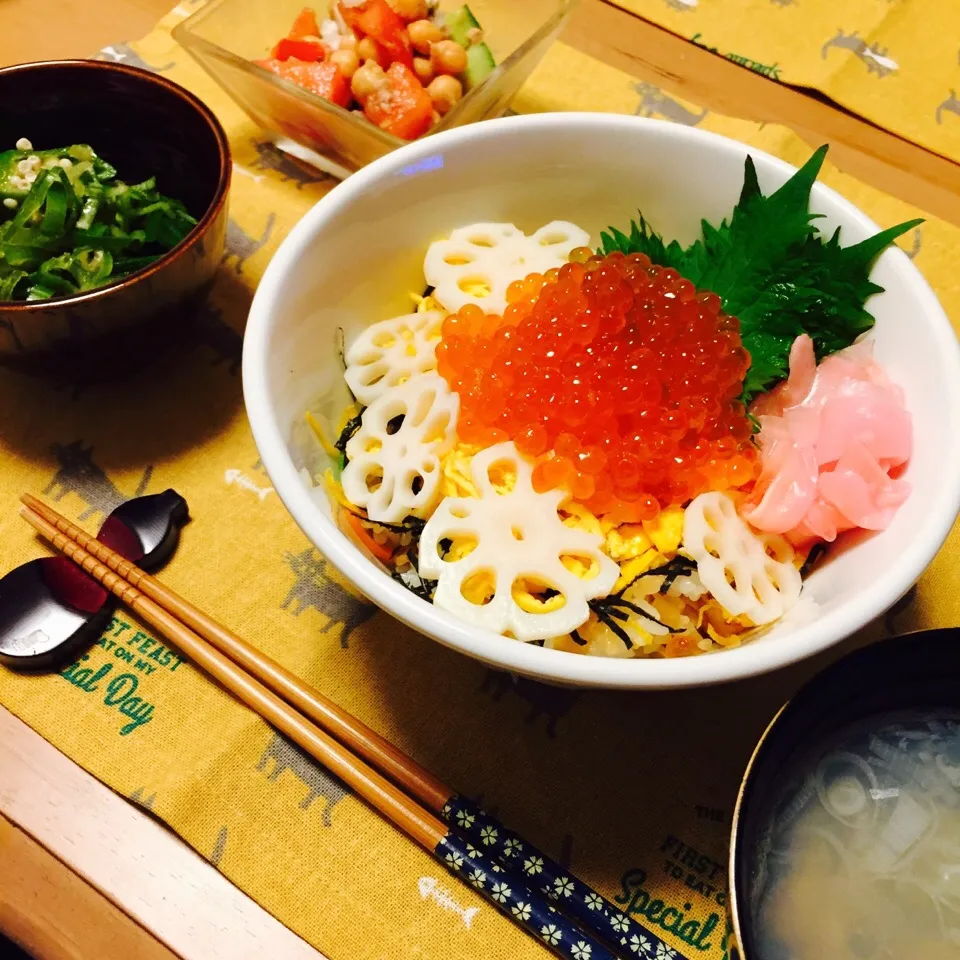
821, 30, 899, 77
250, 140, 335, 189
222, 213, 277, 276
633, 82, 708, 126
417, 876, 481, 929
256, 731, 351, 825
130, 786, 157, 810
937, 90, 960, 124
224, 468, 273, 501
211, 826, 228, 866
281, 548, 376, 648
171, 0, 208, 16
478, 670, 579, 738
44, 442, 153, 521
99, 42, 175, 73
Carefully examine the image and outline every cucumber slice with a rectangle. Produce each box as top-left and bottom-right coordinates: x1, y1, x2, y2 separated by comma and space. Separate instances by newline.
463, 42, 495, 89
441, 4, 495, 89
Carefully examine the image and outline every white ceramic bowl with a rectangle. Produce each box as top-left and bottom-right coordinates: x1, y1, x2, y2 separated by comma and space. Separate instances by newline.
244, 113, 960, 689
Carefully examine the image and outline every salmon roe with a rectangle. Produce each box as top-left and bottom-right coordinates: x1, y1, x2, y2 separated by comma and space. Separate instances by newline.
435, 250, 758, 522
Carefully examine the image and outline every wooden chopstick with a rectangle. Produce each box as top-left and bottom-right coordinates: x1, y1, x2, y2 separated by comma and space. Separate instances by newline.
21, 492, 450, 813
19, 500, 623, 960
21, 493, 679, 959
22, 497, 682, 960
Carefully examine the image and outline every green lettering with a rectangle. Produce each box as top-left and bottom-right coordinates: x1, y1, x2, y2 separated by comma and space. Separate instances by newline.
615, 869, 649, 910
79, 663, 112, 692
61, 654, 89, 679
138, 637, 156, 654
693, 913, 720, 950
119, 710, 153, 735
677, 920, 701, 945
157, 649, 173, 667
148, 643, 166, 663
660, 907, 682, 932
104, 673, 139, 706
118, 697, 154, 734
110, 617, 131, 637
169, 654, 184, 671
645, 899, 665, 922
128, 630, 148, 647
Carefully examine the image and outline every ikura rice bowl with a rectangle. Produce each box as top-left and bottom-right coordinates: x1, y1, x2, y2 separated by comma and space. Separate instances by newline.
303, 146, 918, 660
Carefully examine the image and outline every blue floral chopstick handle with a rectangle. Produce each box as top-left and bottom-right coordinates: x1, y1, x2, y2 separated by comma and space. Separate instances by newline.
435, 831, 617, 960
443, 796, 675, 959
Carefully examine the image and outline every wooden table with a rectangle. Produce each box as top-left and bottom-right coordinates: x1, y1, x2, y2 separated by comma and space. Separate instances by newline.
2, 2, 958, 958
0, 10, 319, 960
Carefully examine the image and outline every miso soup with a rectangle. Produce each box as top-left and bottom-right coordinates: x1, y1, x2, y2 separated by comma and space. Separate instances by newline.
752, 716, 960, 959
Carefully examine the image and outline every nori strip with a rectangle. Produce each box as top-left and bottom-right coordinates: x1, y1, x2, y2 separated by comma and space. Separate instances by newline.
335, 411, 363, 457
800, 542, 827, 578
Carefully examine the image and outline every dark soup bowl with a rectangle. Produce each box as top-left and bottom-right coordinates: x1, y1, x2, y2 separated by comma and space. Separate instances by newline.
0, 59, 230, 358
729, 629, 960, 960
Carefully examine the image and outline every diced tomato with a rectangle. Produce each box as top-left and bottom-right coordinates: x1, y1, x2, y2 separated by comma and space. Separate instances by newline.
338, 0, 413, 69
255, 59, 352, 108
271, 37, 325, 62
288, 7, 321, 39
363, 62, 433, 140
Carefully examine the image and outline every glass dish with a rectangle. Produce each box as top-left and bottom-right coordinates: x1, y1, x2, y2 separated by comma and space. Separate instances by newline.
174, 0, 578, 176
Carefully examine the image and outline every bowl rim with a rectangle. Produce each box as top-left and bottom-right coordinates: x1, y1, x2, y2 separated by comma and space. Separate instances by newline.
243, 111, 960, 689
0, 58, 232, 312
173, 0, 580, 150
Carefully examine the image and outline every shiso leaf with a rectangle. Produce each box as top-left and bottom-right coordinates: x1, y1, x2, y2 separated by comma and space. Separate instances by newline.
598, 145, 923, 402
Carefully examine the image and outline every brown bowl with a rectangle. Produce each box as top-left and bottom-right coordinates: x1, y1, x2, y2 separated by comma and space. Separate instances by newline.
0, 60, 231, 358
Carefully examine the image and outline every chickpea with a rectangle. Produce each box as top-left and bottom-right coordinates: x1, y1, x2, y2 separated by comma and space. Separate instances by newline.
412, 56, 434, 84
427, 74, 463, 115
408, 18, 444, 55
351, 60, 389, 102
386, 0, 428, 21
430, 39, 467, 76
357, 36, 387, 66
330, 47, 360, 79
337, 32, 357, 50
